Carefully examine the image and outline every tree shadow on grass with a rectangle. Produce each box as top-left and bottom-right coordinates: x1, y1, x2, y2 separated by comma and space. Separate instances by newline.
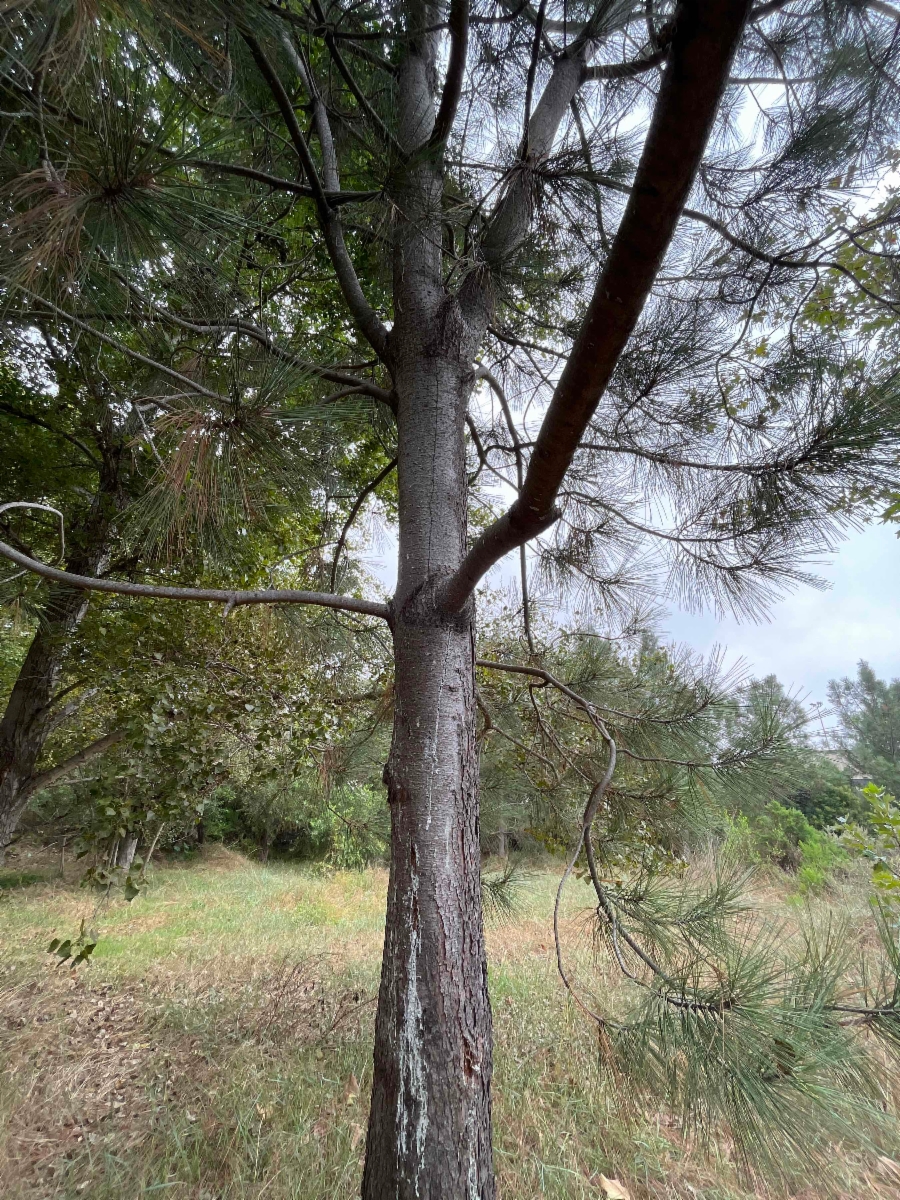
0, 869, 51, 890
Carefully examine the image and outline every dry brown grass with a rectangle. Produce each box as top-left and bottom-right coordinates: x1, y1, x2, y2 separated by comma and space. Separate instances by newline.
1, 846, 899, 1199
0, 950, 374, 1199
2, 969, 171, 1194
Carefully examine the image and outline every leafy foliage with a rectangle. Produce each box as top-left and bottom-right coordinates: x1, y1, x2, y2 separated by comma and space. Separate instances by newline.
838, 782, 900, 899
47, 918, 98, 968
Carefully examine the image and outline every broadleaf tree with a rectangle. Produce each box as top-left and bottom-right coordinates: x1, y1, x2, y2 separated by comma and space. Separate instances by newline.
2, 0, 900, 1194
829, 660, 900, 793
0, 357, 143, 856
0, 297, 395, 857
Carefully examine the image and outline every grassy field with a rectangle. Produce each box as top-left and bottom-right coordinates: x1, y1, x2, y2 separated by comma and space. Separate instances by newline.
1, 845, 899, 1200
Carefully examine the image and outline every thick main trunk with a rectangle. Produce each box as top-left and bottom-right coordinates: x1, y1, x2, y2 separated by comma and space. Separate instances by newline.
361, 4, 494, 1184
364, 616, 492, 1199
0, 584, 93, 859
363, 341, 493, 1196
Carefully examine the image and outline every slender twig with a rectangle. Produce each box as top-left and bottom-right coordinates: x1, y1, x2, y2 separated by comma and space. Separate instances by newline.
310, 0, 403, 154
0, 401, 101, 468
4, 285, 229, 403
0, 501, 66, 562
475, 366, 535, 652
476, 692, 562, 784
522, 0, 548, 152
142, 822, 167, 871
106, 293, 394, 406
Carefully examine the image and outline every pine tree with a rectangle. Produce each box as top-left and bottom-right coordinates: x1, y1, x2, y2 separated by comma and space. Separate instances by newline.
3, 0, 900, 1194
830, 661, 900, 793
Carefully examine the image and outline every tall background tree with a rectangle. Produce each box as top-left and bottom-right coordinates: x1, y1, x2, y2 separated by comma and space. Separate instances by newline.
830, 661, 900, 794
3, 0, 900, 1195
0, 357, 141, 856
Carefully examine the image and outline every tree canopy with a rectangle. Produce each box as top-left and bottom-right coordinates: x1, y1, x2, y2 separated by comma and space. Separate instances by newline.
830, 661, 900, 794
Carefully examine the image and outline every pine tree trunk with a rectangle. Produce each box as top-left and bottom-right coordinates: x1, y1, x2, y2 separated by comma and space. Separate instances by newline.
358, 2, 497, 1186
363, 615, 493, 1199
362, 344, 494, 1196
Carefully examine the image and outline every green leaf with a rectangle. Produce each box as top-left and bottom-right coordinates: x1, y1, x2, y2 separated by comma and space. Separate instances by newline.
72, 943, 97, 966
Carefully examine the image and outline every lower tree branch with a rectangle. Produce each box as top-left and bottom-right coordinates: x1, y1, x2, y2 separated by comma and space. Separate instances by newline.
0, 533, 391, 622
476, 655, 753, 1017
105, 276, 394, 407
21, 729, 125, 802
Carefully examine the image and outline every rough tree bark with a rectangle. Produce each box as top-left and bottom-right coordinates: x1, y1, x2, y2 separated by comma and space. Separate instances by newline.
0, 478, 121, 860
362, 6, 494, 1192
0, 587, 94, 857
363, 356, 492, 1197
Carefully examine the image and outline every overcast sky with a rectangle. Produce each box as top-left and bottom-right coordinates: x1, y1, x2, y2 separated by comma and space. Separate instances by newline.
662, 520, 900, 708
367, 517, 900, 714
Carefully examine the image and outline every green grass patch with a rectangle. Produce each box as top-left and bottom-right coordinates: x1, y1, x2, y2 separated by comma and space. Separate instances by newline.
0, 870, 50, 891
